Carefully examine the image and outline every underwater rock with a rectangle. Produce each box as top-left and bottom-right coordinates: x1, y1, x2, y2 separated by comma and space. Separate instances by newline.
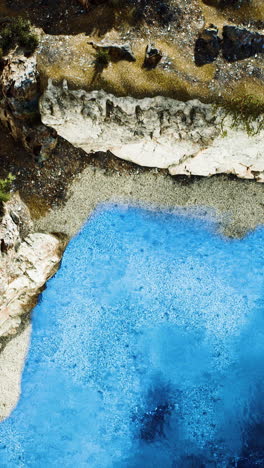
140, 402, 174, 442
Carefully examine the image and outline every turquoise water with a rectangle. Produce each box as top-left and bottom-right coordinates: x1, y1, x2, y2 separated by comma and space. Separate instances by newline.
0, 204, 264, 467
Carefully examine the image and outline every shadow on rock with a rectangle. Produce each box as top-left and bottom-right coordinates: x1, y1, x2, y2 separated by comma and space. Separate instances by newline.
222, 26, 264, 62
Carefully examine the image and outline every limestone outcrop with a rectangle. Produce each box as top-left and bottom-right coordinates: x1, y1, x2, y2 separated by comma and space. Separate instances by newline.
40, 81, 264, 182
0, 195, 64, 343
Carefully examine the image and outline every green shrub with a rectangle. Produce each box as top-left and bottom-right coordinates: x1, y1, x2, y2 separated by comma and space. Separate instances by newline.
232, 96, 264, 135
0, 17, 39, 56
94, 48, 110, 67
19, 30, 39, 54
0, 174, 15, 202
219, 95, 264, 136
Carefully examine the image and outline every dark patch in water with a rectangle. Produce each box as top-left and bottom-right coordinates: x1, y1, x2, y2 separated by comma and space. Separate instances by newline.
140, 402, 174, 442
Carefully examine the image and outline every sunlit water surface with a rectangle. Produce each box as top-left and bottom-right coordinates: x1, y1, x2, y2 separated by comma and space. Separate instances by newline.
0, 205, 264, 467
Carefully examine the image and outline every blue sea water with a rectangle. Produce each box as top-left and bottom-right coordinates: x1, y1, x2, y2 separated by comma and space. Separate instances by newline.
0, 204, 264, 468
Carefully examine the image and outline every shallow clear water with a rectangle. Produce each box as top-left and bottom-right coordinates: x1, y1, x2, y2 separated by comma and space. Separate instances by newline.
0, 205, 264, 467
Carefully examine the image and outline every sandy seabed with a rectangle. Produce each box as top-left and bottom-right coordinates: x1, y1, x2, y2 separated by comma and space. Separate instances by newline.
36, 166, 264, 238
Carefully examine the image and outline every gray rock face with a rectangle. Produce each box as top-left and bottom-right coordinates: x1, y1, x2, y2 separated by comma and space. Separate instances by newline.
40, 81, 264, 182
0, 53, 57, 162
0, 195, 63, 342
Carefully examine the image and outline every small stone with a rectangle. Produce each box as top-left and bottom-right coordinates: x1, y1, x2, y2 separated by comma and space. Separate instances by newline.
143, 44, 163, 69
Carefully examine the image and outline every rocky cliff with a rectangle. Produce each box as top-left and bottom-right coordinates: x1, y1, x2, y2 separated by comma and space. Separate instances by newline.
0, 194, 64, 345
0, 52, 57, 163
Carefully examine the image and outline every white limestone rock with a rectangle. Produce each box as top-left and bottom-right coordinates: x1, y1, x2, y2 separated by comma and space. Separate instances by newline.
40, 81, 264, 182
0, 195, 63, 340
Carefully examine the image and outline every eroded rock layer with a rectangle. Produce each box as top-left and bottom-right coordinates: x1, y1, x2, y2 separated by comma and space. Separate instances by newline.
40, 81, 264, 182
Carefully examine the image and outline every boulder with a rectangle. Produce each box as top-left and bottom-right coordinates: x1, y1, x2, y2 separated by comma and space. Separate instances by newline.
143, 44, 162, 69
195, 24, 221, 66
223, 25, 264, 62
89, 41, 136, 62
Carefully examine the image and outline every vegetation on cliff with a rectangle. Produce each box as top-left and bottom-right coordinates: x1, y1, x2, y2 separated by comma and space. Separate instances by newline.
0, 174, 15, 202
221, 94, 264, 135
0, 17, 38, 57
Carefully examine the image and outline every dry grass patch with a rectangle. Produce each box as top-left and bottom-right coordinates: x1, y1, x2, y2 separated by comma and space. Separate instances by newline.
38, 34, 216, 100
37, 32, 264, 109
